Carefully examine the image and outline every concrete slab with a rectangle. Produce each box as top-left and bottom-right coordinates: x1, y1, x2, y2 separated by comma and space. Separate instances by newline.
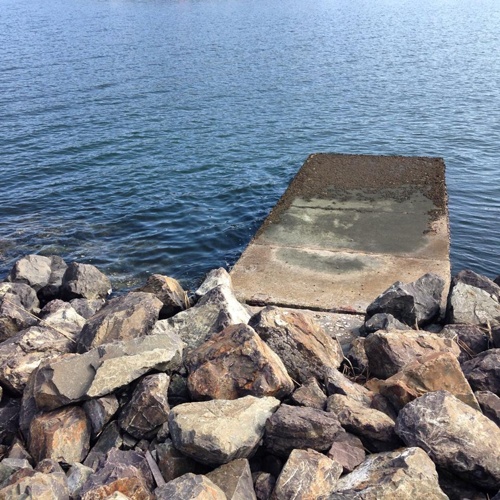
231, 153, 450, 314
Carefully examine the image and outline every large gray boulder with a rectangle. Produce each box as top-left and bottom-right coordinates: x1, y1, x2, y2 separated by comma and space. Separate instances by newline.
34, 332, 183, 411
0, 282, 40, 313
0, 293, 39, 342
365, 273, 445, 327
395, 390, 500, 490
169, 396, 280, 466
461, 349, 500, 396
329, 447, 447, 499
249, 306, 343, 384
77, 291, 163, 352
7, 255, 54, 292
39, 300, 86, 335
60, 262, 111, 301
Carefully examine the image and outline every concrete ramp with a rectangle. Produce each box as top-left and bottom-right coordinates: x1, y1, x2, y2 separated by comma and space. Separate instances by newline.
230, 153, 450, 314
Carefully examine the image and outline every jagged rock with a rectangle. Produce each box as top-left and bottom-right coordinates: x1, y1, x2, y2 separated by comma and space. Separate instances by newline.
253, 472, 275, 500
137, 274, 189, 319
34, 333, 183, 411
365, 273, 445, 327
273, 448, 342, 499
462, 349, 500, 396
77, 292, 163, 352
207, 459, 256, 500
162, 284, 251, 353
378, 351, 479, 411
0, 458, 32, 485
195, 268, 233, 299
169, 396, 280, 466
60, 262, 111, 301
7, 439, 32, 464
80, 449, 154, 499
249, 307, 343, 384
0, 325, 77, 394
66, 462, 94, 498
0, 398, 21, 446
327, 432, 366, 474
0, 282, 40, 313
34, 458, 64, 474
264, 404, 342, 458
0, 293, 38, 342
364, 330, 460, 379
289, 378, 327, 410
395, 391, 500, 490
6, 255, 53, 292
326, 394, 400, 452
186, 324, 293, 401
438, 324, 492, 363
475, 391, 500, 426
70, 298, 105, 319
361, 313, 408, 336
453, 269, 500, 299
155, 473, 226, 500
83, 422, 123, 470
324, 368, 372, 405
118, 373, 170, 439
155, 439, 201, 483
39, 299, 86, 335
29, 406, 90, 464
167, 373, 191, 407
330, 447, 447, 499
0, 470, 69, 499
345, 337, 368, 375
83, 395, 119, 439
36, 256, 68, 306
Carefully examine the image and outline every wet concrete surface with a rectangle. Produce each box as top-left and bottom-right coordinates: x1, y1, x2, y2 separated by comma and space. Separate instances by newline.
231, 154, 450, 314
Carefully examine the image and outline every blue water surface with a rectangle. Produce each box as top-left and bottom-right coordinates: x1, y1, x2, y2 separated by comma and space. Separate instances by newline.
1, 0, 499, 290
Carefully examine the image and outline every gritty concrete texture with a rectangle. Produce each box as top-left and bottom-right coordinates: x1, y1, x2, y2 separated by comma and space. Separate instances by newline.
231, 154, 450, 313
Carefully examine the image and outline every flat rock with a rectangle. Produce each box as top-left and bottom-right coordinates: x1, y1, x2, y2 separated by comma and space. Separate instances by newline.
207, 459, 256, 500
330, 447, 447, 499
264, 404, 343, 458
289, 378, 327, 410
475, 390, 500, 426
186, 323, 293, 400
169, 396, 280, 466
155, 473, 226, 500
119, 373, 170, 439
29, 406, 90, 464
61, 262, 111, 301
327, 432, 366, 474
249, 306, 343, 384
395, 390, 500, 490
155, 439, 201, 483
273, 448, 342, 499
77, 292, 162, 352
461, 349, 500, 396
364, 330, 460, 379
379, 351, 479, 410
0, 471, 69, 499
83, 395, 120, 439
34, 333, 183, 411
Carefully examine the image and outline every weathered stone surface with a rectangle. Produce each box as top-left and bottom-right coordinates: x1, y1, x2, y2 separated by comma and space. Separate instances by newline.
61, 262, 111, 301
34, 458, 64, 474
7, 439, 32, 464
195, 268, 233, 299
0, 470, 69, 499
39, 299, 86, 335
253, 472, 275, 500
438, 323, 492, 363
264, 404, 342, 458
167, 373, 191, 407
7, 255, 53, 292
0, 458, 32, 485
475, 390, 500, 426
0, 282, 40, 313
361, 313, 408, 336
83, 422, 123, 470
0, 325, 76, 394
273, 448, 342, 500
70, 298, 105, 319
207, 459, 256, 500
80, 449, 154, 500
324, 368, 373, 405
462, 349, 500, 396
327, 432, 366, 474
83, 395, 120, 438
0, 398, 21, 446
364, 330, 460, 379
330, 447, 447, 499
77, 292, 163, 352
289, 378, 327, 410
453, 269, 500, 299
155, 473, 226, 500
0, 294, 38, 342
155, 439, 201, 483
366, 273, 445, 327
345, 337, 368, 375
137, 274, 189, 319
327, 394, 400, 452
34, 333, 183, 411
119, 373, 170, 439
395, 391, 500, 489
164, 284, 251, 353
186, 324, 293, 401
169, 396, 280, 466
379, 351, 479, 410
36, 256, 68, 306
66, 462, 94, 499
29, 406, 90, 464
249, 307, 343, 384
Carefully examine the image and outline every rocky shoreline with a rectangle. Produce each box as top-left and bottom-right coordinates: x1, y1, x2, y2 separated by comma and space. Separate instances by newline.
0, 254, 499, 499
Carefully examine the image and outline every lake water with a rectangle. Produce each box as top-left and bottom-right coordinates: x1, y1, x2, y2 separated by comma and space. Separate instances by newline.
1, 0, 499, 291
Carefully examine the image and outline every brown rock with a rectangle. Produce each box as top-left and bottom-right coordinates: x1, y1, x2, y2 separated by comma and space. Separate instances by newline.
289, 378, 327, 410
379, 351, 479, 411
264, 404, 343, 458
155, 473, 226, 500
364, 330, 460, 379
29, 406, 90, 464
462, 349, 500, 396
207, 459, 256, 500
61, 262, 111, 301
272, 448, 342, 499
327, 432, 366, 474
324, 368, 373, 405
249, 307, 343, 384
475, 390, 500, 426
345, 337, 369, 375
137, 274, 189, 319
0, 470, 69, 499
155, 439, 201, 483
77, 292, 162, 352
186, 324, 293, 400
